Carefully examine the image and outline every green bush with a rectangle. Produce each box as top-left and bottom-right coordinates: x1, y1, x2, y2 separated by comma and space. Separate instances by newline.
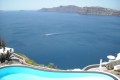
18, 53, 58, 69
114, 70, 120, 72
0, 37, 7, 48
47, 63, 58, 69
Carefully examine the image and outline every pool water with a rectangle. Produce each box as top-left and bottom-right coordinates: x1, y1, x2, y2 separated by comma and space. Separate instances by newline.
0, 66, 118, 80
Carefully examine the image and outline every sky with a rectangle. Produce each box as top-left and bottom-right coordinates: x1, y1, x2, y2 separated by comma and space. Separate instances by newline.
0, 0, 120, 10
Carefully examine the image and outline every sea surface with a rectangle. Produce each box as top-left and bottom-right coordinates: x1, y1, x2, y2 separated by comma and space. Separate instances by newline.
0, 11, 120, 69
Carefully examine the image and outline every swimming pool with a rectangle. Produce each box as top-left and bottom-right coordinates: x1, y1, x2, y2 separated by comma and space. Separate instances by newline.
0, 66, 118, 80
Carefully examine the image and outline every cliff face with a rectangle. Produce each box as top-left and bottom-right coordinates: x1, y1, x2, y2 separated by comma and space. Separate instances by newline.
40, 5, 80, 13
39, 5, 120, 16
79, 7, 120, 16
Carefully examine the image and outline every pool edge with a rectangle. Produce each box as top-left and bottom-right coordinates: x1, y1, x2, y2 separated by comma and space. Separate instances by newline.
0, 64, 119, 80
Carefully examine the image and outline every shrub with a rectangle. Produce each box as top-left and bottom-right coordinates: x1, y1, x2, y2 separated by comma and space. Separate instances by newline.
0, 37, 7, 48
47, 63, 58, 69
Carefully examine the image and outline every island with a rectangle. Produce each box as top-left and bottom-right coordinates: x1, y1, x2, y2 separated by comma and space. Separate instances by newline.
39, 5, 120, 16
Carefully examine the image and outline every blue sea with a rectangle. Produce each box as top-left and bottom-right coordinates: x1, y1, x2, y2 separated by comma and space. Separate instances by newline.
0, 11, 120, 69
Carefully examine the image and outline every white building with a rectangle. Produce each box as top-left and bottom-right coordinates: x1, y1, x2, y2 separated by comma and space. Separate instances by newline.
0, 47, 14, 54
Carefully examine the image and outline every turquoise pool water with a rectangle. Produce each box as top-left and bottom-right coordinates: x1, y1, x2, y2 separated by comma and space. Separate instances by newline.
0, 66, 118, 80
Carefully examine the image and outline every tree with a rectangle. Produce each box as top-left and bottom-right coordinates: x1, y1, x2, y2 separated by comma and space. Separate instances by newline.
0, 37, 7, 48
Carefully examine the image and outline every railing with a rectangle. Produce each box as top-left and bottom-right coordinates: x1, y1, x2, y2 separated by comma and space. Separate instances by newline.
83, 59, 120, 71
83, 64, 100, 71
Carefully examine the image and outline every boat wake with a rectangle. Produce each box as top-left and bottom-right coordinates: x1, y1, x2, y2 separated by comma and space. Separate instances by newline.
44, 33, 60, 36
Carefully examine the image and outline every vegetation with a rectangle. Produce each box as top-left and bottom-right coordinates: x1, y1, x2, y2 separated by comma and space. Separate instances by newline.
114, 70, 120, 72
18, 53, 38, 65
0, 37, 58, 69
47, 63, 58, 69
0, 37, 7, 48
0, 37, 11, 63
18, 53, 58, 69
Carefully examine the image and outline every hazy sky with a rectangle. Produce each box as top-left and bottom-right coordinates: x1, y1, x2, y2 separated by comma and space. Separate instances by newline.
0, 0, 120, 10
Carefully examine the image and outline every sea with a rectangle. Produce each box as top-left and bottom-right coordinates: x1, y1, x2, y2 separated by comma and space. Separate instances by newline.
0, 11, 120, 69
